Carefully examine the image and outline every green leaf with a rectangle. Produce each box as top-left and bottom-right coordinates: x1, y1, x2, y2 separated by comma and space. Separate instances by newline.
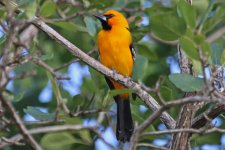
2, 91, 14, 101
221, 49, 225, 65
160, 77, 184, 101
211, 43, 224, 65
192, 59, 202, 75
2, 90, 25, 103
24, 106, 55, 120
130, 97, 146, 106
40, 1, 56, 17
191, 132, 221, 145
132, 54, 148, 81
0, 34, 6, 45
0, 10, 6, 21
151, 11, 186, 41
136, 41, 158, 61
84, 16, 96, 37
41, 53, 54, 61
41, 132, 79, 150
77, 130, 92, 145
177, 0, 196, 28
179, 36, 199, 60
200, 40, 211, 56
160, 86, 173, 100
21, 0, 36, 19
88, 0, 114, 9
203, 6, 225, 33
52, 22, 87, 32
193, 34, 205, 45
64, 117, 82, 125
71, 94, 85, 108
47, 72, 67, 105
192, 0, 209, 14
14, 92, 25, 102
169, 73, 204, 92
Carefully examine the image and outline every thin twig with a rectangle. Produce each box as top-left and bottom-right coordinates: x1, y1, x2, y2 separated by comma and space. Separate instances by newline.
142, 127, 225, 136
33, 58, 71, 80
54, 49, 96, 71
24, 119, 64, 126
192, 104, 225, 129
0, 137, 25, 146
206, 26, 225, 43
137, 143, 169, 150
70, 109, 102, 117
129, 96, 218, 150
0, 94, 42, 150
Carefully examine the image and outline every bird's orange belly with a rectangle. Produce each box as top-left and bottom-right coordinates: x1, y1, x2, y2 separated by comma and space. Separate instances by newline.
100, 47, 133, 77
99, 46, 133, 98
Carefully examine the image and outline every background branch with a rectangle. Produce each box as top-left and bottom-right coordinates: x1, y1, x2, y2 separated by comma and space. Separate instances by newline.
206, 26, 225, 43
0, 94, 42, 150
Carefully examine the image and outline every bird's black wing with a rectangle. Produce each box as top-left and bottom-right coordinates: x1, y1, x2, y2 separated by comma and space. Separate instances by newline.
129, 43, 136, 62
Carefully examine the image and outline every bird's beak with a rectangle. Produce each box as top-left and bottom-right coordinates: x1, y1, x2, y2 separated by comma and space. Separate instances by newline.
93, 14, 107, 23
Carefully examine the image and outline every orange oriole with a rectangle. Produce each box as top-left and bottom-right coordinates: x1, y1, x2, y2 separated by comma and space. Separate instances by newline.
94, 10, 136, 142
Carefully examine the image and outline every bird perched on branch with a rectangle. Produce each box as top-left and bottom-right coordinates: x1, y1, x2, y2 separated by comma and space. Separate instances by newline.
94, 10, 136, 142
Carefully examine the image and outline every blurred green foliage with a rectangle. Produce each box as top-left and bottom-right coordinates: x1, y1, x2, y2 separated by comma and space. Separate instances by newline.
1, 0, 225, 149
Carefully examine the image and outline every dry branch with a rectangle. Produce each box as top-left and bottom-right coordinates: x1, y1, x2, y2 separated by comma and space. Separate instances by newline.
0, 94, 42, 150
31, 17, 176, 129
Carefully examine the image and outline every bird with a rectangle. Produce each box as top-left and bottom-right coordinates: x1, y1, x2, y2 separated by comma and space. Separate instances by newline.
94, 9, 136, 142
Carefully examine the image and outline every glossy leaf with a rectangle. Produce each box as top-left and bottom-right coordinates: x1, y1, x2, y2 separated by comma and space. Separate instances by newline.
179, 36, 199, 60
14, 92, 25, 102
132, 54, 148, 81
136, 41, 158, 61
0, 34, 6, 45
221, 49, 225, 65
40, 1, 56, 17
160, 77, 184, 101
203, 6, 225, 32
151, 11, 186, 41
52, 22, 87, 32
24, 106, 55, 120
211, 43, 224, 65
84, 16, 96, 37
41, 132, 78, 150
169, 73, 204, 92
22, 0, 36, 19
177, 0, 196, 28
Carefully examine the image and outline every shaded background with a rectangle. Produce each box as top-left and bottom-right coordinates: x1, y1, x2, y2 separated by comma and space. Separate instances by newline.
1, 0, 225, 149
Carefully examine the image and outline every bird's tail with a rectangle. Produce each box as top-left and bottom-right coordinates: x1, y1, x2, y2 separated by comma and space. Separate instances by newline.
116, 98, 134, 142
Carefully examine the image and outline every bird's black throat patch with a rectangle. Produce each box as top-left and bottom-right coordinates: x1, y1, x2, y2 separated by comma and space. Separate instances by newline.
101, 21, 111, 30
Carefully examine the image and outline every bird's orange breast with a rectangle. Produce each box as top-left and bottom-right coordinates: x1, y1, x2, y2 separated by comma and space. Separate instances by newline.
97, 26, 133, 97
97, 26, 133, 77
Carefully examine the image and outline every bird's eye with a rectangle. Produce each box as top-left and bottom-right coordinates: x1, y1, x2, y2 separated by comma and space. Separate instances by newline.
104, 14, 114, 19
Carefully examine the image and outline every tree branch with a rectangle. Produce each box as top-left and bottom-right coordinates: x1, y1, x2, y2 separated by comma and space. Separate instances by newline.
0, 124, 115, 149
143, 127, 225, 136
137, 143, 169, 150
31, 17, 176, 129
129, 96, 216, 150
0, 94, 42, 150
206, 26, 225, 43
192, 103, 225, 129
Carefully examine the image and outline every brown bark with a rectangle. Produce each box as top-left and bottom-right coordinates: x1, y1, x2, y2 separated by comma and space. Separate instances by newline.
170, 47, 201, 150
